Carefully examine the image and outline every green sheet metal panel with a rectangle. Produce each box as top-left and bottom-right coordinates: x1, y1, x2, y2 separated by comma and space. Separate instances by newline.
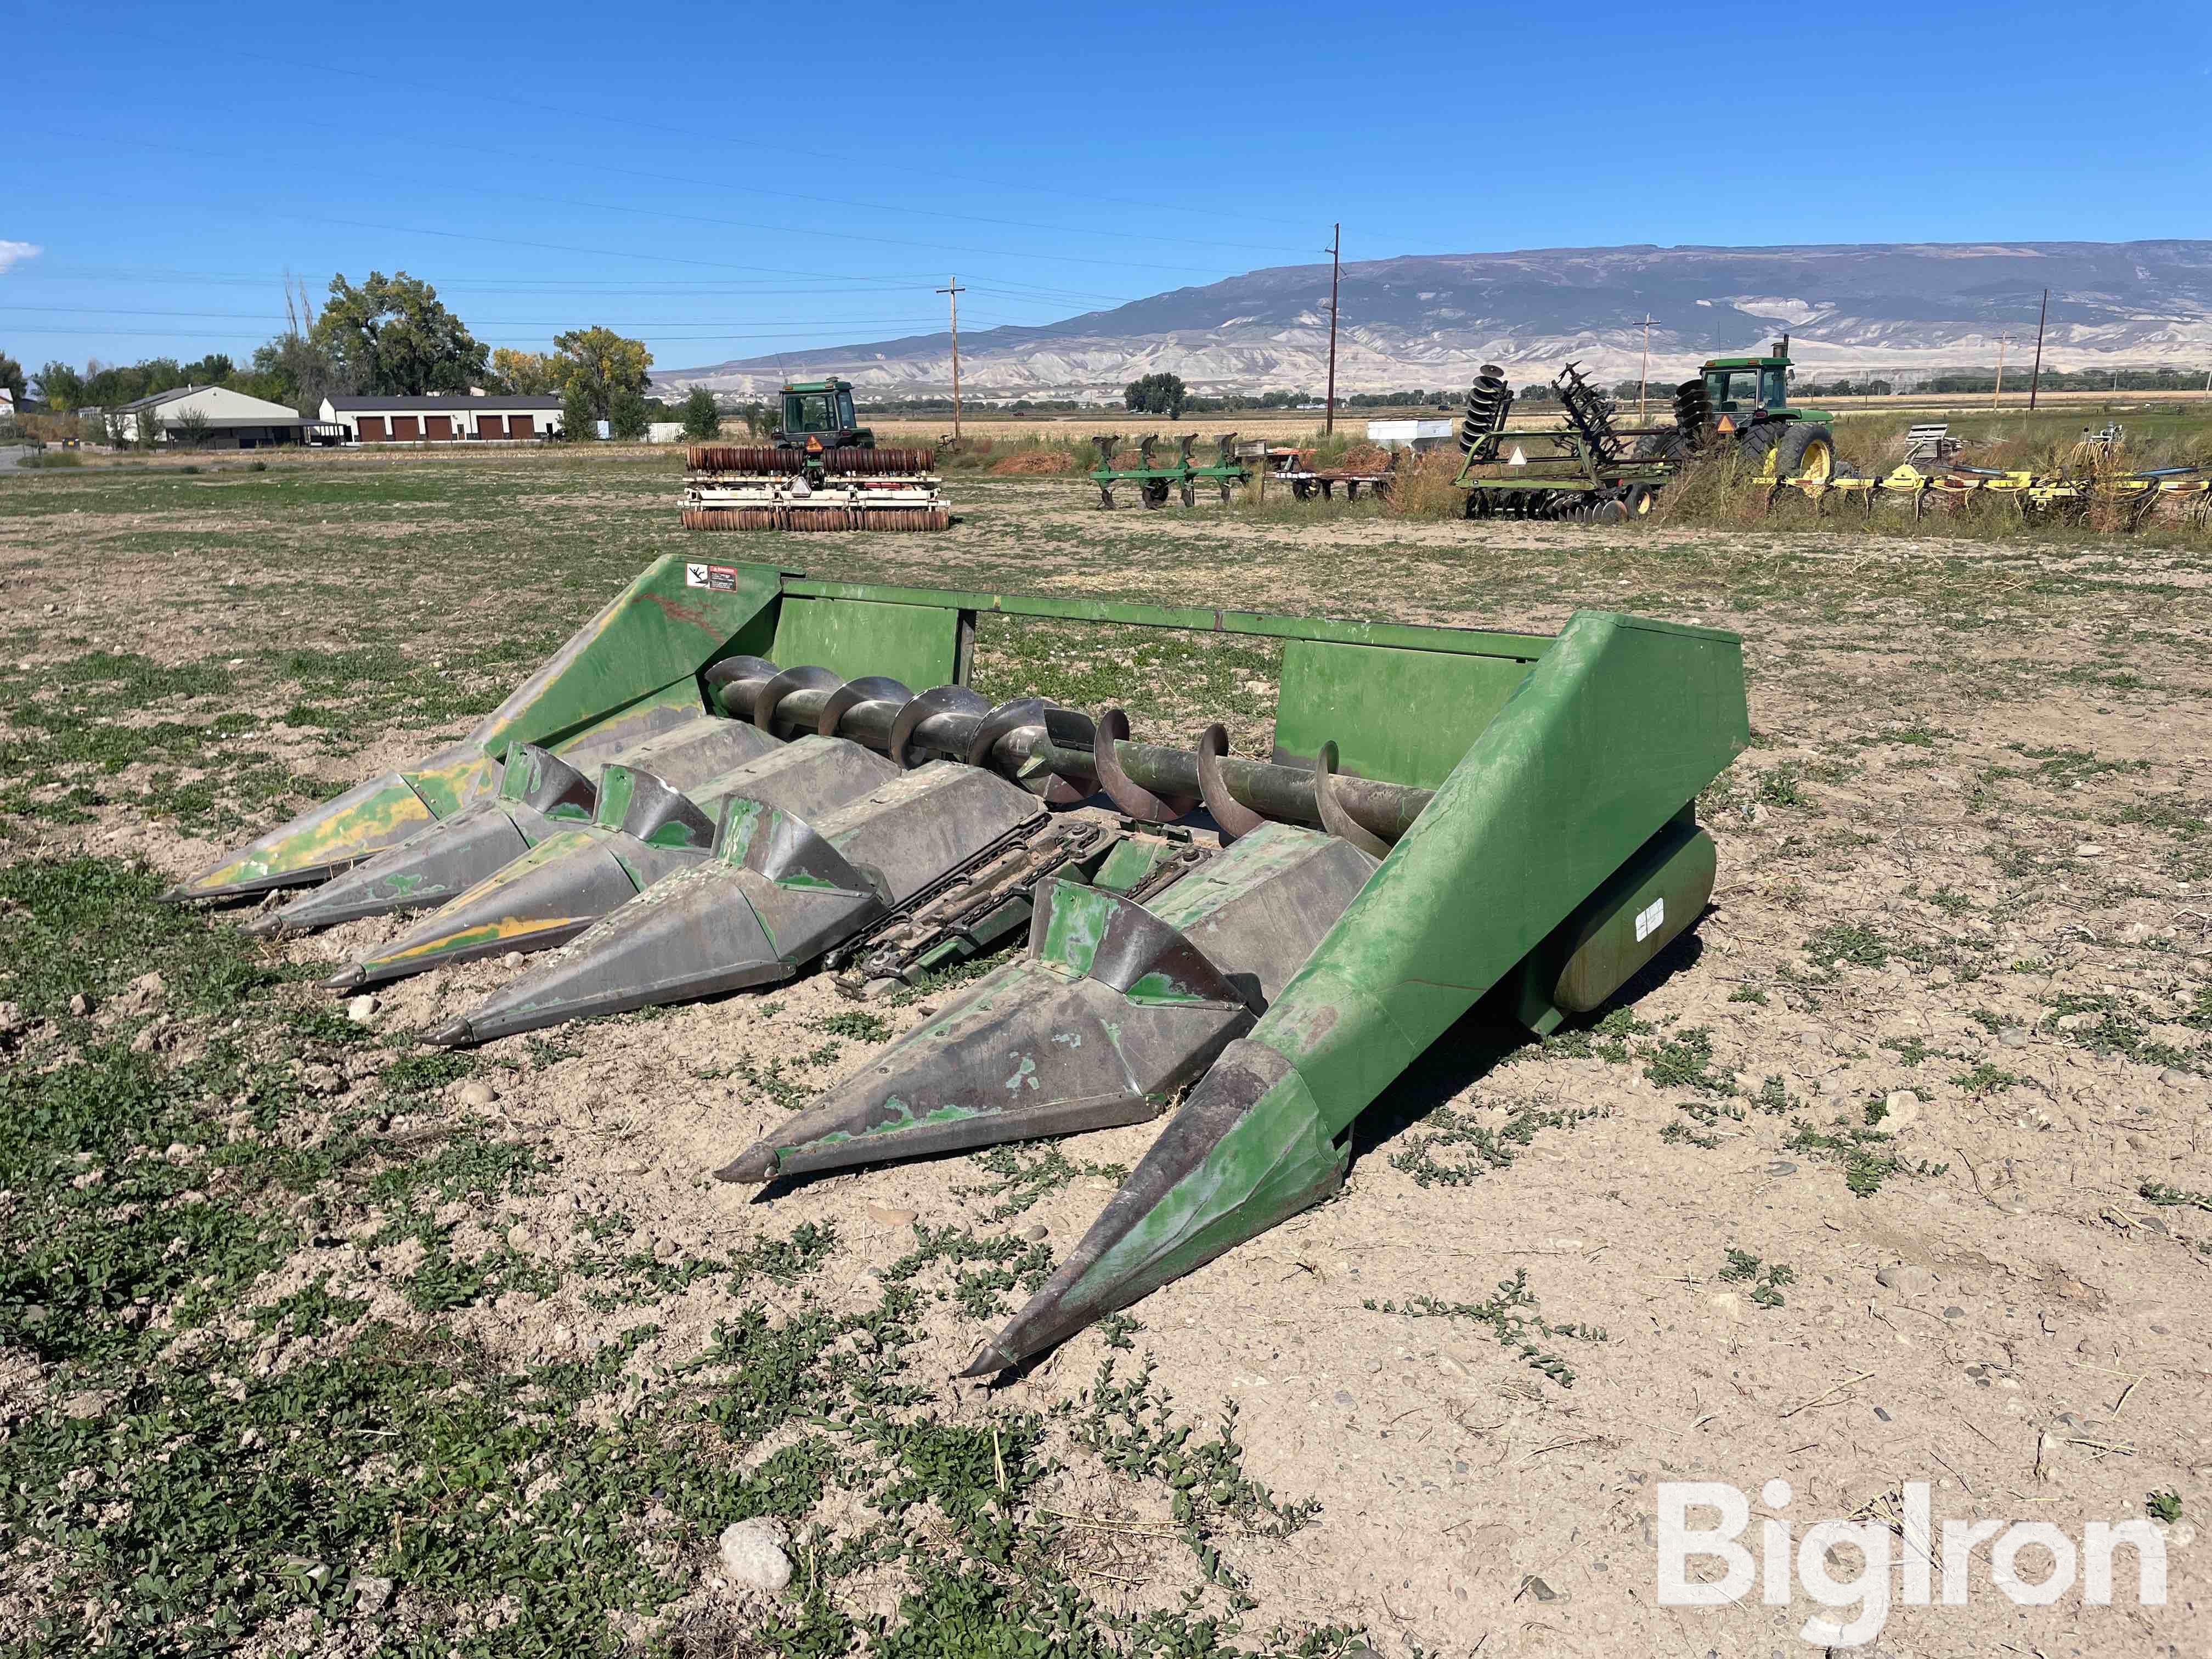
770, 596, 966, 691
467, 555, 781, 759
1270, 639, 1538, 788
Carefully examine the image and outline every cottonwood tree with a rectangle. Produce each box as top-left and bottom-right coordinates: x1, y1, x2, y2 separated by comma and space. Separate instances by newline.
1123, 371, 1188, 420
552, 327, 653, 422
312, 272, 488, 396
489, 348, 562, 395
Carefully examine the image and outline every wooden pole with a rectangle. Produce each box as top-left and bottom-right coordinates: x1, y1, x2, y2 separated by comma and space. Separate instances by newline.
1638, 313, 1651, 424
1993, 334, 2007, 409
936, 276, 965, 442
1324, 224, 1340, 436
2028, 288, 2048, 411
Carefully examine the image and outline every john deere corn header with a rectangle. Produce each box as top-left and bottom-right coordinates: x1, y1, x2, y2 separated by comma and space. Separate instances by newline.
681, 379, 949, 532
173, 558, 1748, 1373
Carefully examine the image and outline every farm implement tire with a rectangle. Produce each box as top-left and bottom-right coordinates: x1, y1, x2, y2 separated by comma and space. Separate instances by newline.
1623, 482, 1658, 519
1142, 479, 1171, 510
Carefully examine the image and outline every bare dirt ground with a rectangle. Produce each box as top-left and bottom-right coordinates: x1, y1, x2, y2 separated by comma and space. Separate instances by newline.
0, 452, 2207, 1657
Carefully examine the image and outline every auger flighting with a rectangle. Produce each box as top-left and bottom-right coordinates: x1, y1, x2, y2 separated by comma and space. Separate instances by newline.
170, 557, 1749, 1372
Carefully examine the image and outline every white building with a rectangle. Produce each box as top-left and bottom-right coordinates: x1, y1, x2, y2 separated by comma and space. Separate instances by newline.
107, 386, 313, 449
320, 394, 564, 443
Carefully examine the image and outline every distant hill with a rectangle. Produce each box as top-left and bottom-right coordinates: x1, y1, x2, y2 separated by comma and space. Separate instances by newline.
654, 240, 2212, 402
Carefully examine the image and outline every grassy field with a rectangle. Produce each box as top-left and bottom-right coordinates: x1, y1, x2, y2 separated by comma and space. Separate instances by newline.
2, 450, 2209, 1656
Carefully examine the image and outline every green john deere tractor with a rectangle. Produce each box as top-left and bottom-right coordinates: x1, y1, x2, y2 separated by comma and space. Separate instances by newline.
772, 378, 872, 450
1637, 336, 1839, 481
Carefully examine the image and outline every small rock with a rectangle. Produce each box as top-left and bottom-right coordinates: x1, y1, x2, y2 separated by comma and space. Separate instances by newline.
1523, 1576, 1559, 1602
2073, 843, 2106, 859
1020, 1222, 1047, 1242
1873, 1406, 1892, 1422
1363, 1358, 1384, 1373
1334, 1389, 1355, 1405
346, 994, 379, 1024
866, 1204, 917, 1228
850, 1328, 879, 1355
2164, 1070, 2194, 1090
1943, 1306, 1966, 1320
0, 1000, 20, 1033
1996, 1028, 2029, 1049
1765, 1160, 1798, 1176
1880, 1090, 1922, 1130
63, 1391, 107, 1419
1876, 1263, 1933, 1296
458, 1080, 497, 1108
718, 1517, 792, 1593
302, 1063, 342, 1094
501, 952, 525, 970
68, 992, 92, 1018
353, 1575, 394, 1614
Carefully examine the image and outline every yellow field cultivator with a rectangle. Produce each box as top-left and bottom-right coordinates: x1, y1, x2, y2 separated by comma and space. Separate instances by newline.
1770, 461, 2212, 526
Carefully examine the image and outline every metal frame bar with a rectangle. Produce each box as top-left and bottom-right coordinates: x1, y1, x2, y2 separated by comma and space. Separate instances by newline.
776, 575, 1555, 661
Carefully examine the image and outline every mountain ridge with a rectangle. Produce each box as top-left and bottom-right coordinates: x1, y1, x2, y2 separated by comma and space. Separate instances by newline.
652, 240, 2212, 401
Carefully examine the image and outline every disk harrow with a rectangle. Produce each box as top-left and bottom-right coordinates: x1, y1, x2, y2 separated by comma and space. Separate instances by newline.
173, 557, 1750, 1371
1090, 432, 1249, 509
680, 442, 950, 533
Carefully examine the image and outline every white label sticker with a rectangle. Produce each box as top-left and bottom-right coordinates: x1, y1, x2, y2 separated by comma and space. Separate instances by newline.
1634, 896, 1666, 943
685, 562, 708, 588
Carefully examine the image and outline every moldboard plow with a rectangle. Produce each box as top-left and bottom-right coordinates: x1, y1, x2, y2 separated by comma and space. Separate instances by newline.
175, 557, 1750, 1372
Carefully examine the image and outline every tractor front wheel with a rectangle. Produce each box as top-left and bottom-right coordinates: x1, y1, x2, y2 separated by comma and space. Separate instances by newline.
1773, 422, 1838, 483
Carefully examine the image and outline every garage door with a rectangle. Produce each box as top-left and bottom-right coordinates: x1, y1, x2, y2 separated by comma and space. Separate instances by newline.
425, 414, 453, 441
392, 416, 420, 441
477, 414, 504, 439
358, 416, 386, 442
507, 415, 534, 439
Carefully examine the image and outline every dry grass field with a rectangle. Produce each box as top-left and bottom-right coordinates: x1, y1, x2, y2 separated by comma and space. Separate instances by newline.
1, 449, 2208, 1657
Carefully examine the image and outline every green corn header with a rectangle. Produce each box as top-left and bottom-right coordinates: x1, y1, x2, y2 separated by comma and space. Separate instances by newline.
176, 557, 1748, 1370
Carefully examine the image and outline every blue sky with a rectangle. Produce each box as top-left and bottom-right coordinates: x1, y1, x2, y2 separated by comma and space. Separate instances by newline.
4, 0, 2207, 380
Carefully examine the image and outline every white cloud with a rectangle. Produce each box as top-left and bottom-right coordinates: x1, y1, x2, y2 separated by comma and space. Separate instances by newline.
0, 240, 43, 277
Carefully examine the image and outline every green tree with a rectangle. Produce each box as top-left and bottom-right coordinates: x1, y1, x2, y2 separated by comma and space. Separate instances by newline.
551, 326, 652, 422
250, 332, 351, 418
312, 272, 487, 396
680, 387, 721, 440
170, 407, 212, 449
607, 387, 651, 441
560, 380, 599, 441
0, 351, 25, 409
1123, 371, 1188, 419
182, 353, 234, 387
32, 362, 84, 410
487, 347, 561, 396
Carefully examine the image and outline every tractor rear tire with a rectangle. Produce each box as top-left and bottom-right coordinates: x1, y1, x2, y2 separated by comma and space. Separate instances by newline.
1633, 431, 1689, 465
1736, 422, 1785, 475
1773, 422, 1839, 483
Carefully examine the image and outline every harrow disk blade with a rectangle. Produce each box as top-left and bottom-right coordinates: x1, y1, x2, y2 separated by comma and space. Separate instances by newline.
720, 821, 1375, 1184
428, 761, 1041, 1047
329, 736, 893, 989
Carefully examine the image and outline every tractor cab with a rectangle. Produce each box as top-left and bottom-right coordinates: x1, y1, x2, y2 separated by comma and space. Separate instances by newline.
775, 379, 872, 450
1701, 341, 1794, 419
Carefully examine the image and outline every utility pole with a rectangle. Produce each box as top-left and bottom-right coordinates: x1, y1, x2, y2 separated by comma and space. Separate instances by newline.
2028, 287, 2048, 411
936, 275, 965, 443
1993, 333, 2008, 409
1638, 313, 1652, 422
1324, 223, 1340, 435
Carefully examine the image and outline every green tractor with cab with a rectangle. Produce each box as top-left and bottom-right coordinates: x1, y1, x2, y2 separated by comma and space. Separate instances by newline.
1638, 335, 1839, 481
